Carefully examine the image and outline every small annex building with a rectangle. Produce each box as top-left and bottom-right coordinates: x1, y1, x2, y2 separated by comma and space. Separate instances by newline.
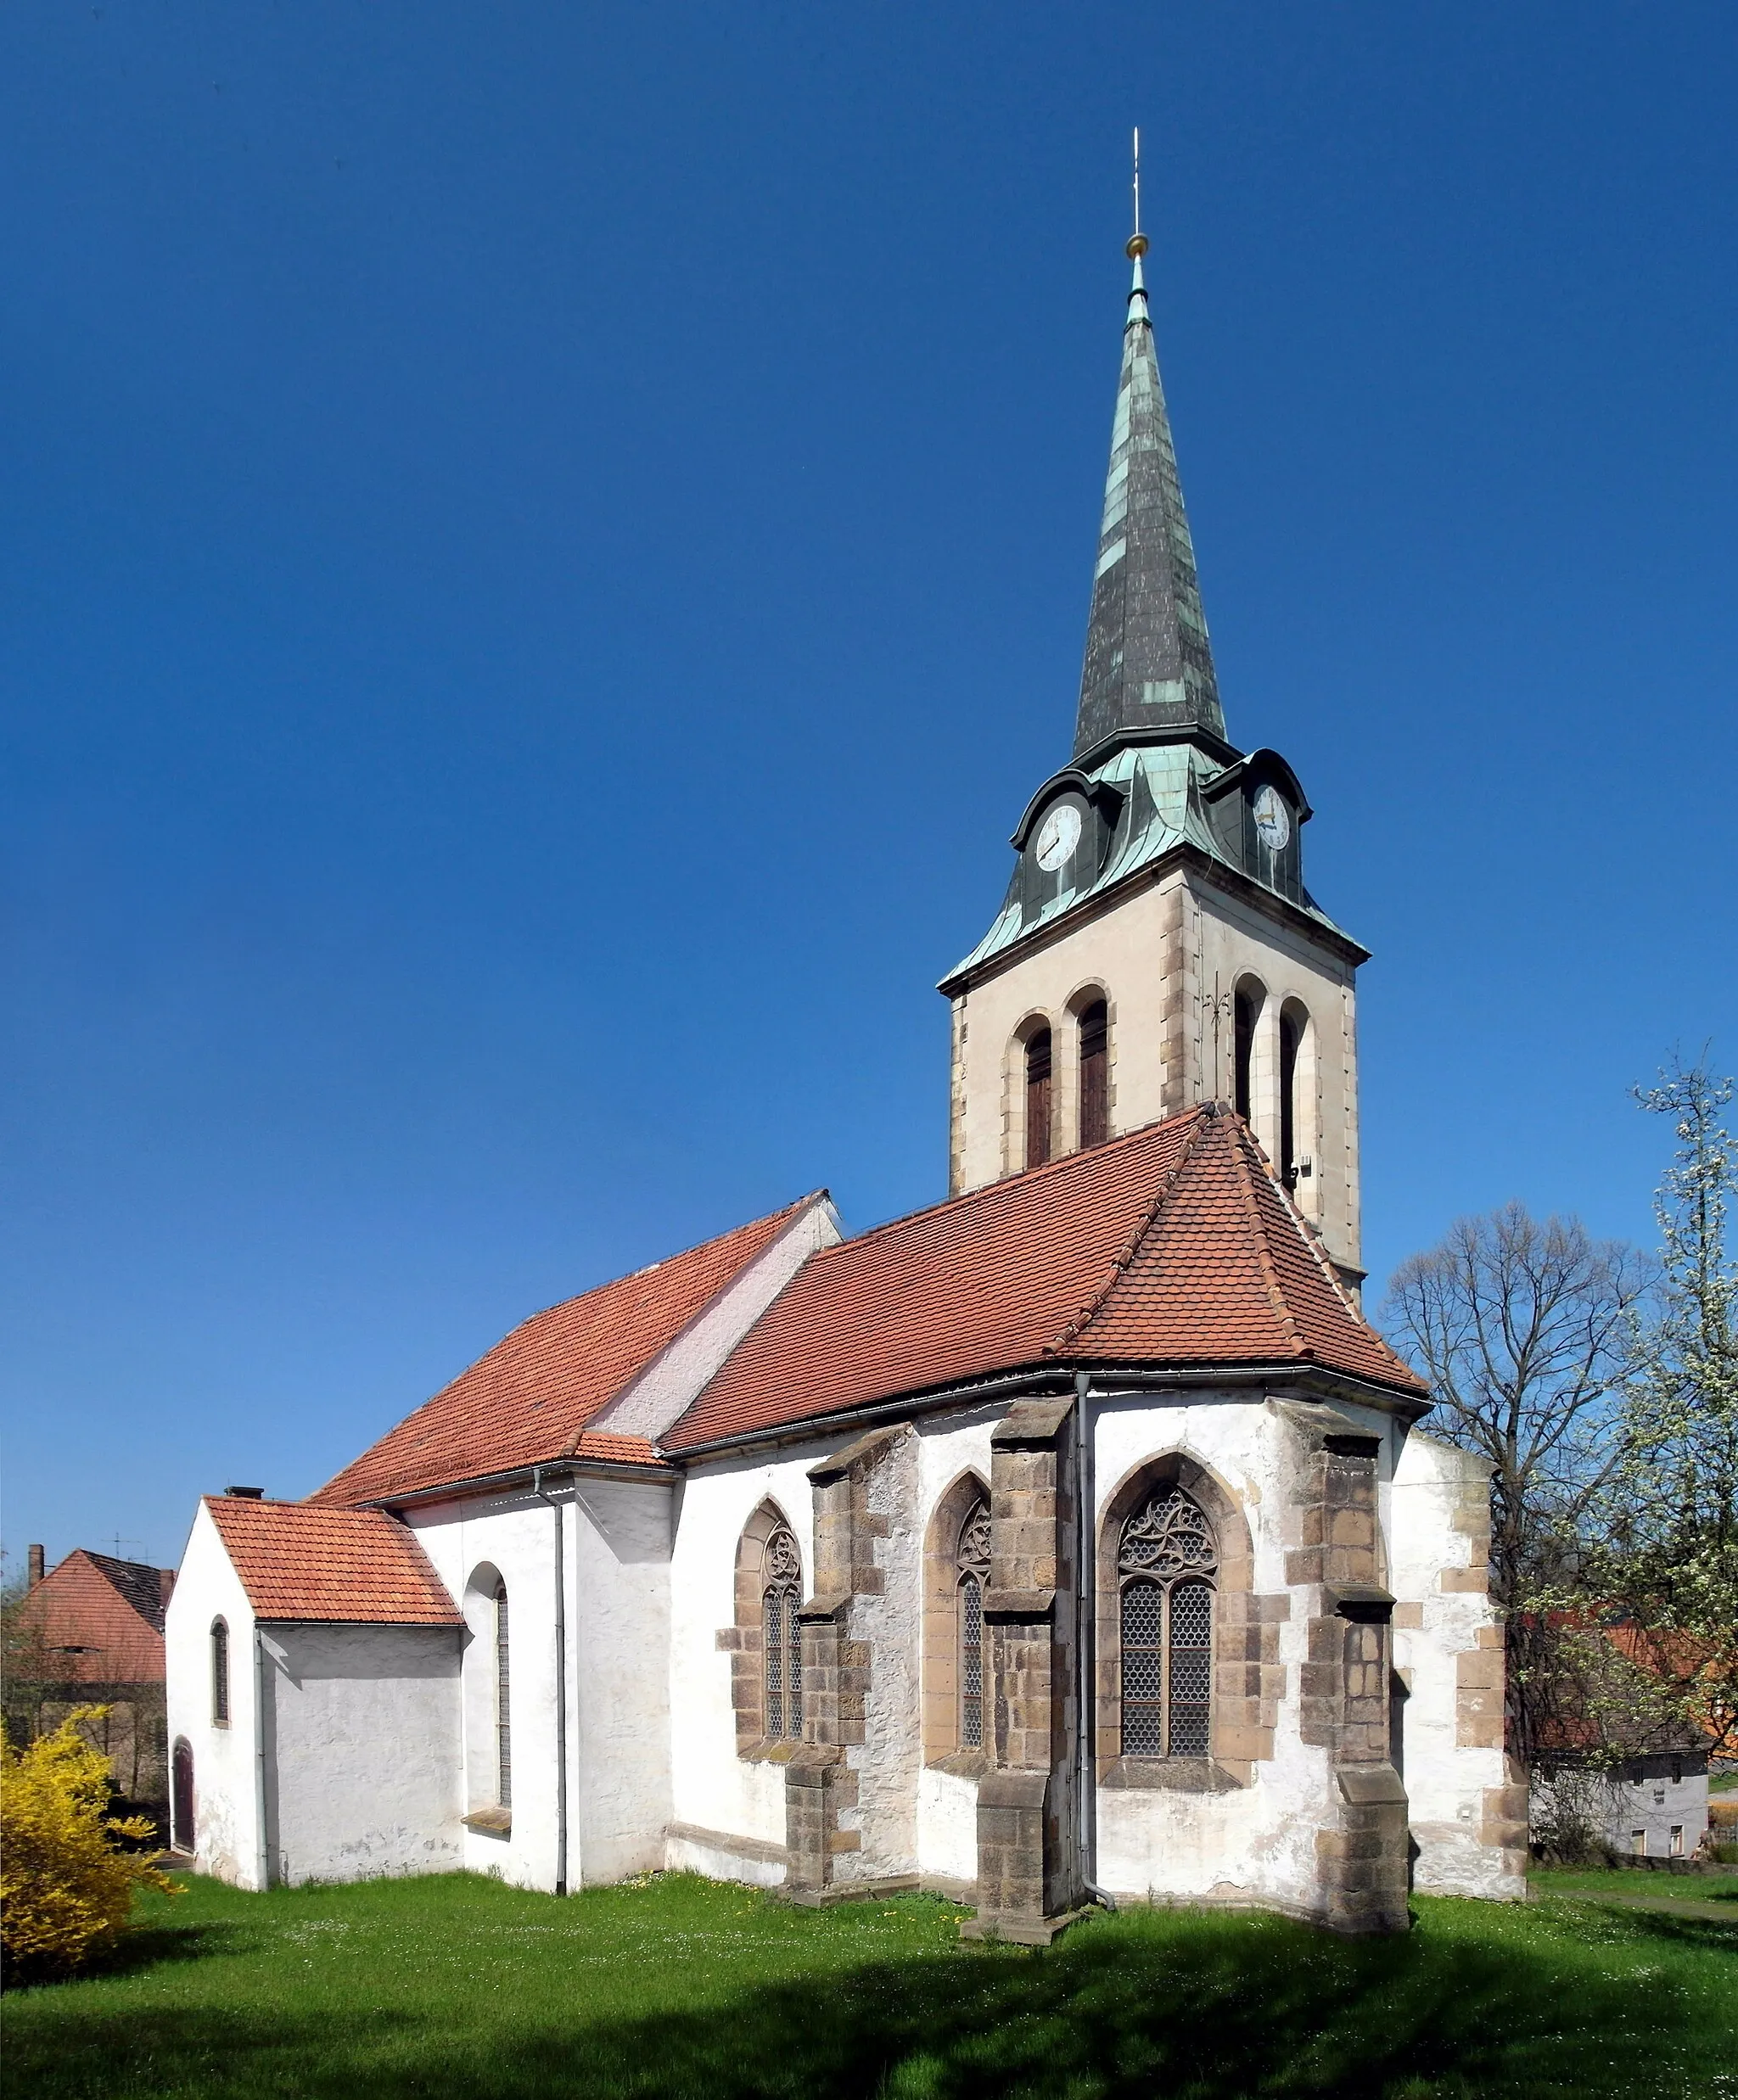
166, 229, 1528, 1936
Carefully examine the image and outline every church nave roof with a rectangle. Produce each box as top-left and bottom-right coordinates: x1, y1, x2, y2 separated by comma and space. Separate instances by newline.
661, 1106, 1426, 1454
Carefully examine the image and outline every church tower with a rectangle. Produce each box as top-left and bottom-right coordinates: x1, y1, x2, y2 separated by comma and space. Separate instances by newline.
939, 210, 1368, 1284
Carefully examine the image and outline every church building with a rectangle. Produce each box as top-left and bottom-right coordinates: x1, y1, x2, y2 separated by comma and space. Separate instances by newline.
165, 226, 1526, 1936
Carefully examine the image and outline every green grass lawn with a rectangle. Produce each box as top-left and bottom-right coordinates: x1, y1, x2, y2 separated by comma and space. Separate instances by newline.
5, 1869, 1734, 2100
1529, 1863, 1738, 1904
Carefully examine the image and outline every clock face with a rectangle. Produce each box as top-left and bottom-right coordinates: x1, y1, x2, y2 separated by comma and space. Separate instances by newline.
1252, 784, 1291, 854
1034, 800, 1084, 872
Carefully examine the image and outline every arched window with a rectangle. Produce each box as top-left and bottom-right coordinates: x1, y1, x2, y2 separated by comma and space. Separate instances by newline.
762, 1526, 804, 1740
1278, 1009, 1301, 1188
956, 1496, 991, 1750
493, 1578, 512, 1809
1233, 990, 1256, 1121
1025, 1028, 1053, 1168
171, 1738, 195, 1853
1078, 999, 1109, 1151
1118, 1487, 1217, 1758
210, 1618, 230, 1727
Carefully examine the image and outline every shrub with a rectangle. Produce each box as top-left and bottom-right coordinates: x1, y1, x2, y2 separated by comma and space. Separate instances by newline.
1, 1708, 177, 1983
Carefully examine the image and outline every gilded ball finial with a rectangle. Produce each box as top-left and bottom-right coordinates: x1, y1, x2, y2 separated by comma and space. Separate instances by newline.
1126, 232, 1149, 260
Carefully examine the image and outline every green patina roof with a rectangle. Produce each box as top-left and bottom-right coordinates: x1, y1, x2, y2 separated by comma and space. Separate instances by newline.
947, 742, 1351, 983
944, 245, 1357, 989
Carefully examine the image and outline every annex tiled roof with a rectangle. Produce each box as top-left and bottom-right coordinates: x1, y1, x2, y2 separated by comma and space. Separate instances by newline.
204, 1498, 461, 1624
663, 1107, 1426, 1452
311, 1198, 816, 1507
17, 1551, 173, 1683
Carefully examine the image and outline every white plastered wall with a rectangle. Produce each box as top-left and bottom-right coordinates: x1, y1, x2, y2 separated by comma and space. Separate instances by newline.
665, 1411, 1001, 1891
1092, 1391, 1334, 1912
950, 869, 1360, 1274
666, 1447, 816, 1872
261, 1623, 461, 1885
164, 1503, 264, 1889
1389, 1427, 1525, 1900
409, 1476, 676, 1894
407, 1492, 573, 1893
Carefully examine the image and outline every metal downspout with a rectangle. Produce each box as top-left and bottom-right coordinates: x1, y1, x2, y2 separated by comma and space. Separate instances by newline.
533, 1465, 570, 1896
252, 1626, 271, 1890
1074, 1369, 1114, 1913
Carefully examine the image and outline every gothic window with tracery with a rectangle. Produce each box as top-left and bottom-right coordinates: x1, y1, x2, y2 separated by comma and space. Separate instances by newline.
1118, 1487, 1217, 1757
956, 1498, 991, 1749
761, 1526, 804, 1740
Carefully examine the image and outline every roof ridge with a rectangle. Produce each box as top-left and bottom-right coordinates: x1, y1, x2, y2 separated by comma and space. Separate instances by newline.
813, 1109, 1203, 1263
1222, 1114, 1309, 1356
1045, 1105, 1214, 1357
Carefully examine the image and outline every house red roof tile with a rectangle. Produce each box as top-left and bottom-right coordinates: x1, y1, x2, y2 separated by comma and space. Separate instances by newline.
16, 1551, 173, 1683
663, 1107, 1426, 1452
204, 1498, 461, 1624
311, 1198, 816, 1507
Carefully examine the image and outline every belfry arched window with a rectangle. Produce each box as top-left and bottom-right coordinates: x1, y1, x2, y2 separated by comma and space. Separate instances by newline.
1118, 1487, 1217, 1757
956, 1497, 991, 1750
1233, 990, 1257, 1123
210, 1618, 230, 1727
1078, 999, 1108, 1151
1279, 1001, 1311, 1193
762, 1526, 804, 1740
1025, 1028, 1053, 1168
493, 1577, 512, 1809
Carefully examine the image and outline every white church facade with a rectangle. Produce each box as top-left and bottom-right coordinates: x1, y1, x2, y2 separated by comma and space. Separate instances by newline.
165, 231, 1527, 1937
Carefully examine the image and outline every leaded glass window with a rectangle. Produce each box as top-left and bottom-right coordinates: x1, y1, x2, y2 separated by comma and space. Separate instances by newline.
495, 1578, 512, 1809
210, 1618, 230, 1728
1118, 1487, 1217, 1758
762, 1526, 803, 1740
956, 1497, 990, 1750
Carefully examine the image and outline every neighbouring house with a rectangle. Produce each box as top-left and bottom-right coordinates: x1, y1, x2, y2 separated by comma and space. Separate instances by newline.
1532, 1750, 1711, 1862
8, 1546, 177, 1838
165, 227, 1526, 1938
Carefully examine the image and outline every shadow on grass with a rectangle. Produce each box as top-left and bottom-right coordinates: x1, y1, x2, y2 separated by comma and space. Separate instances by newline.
6, 1918, 255, 1995
10, 1904, 1723, 2100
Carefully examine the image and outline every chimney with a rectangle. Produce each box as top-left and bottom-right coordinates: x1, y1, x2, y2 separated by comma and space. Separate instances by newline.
27, 1543, 44, 1588
160, 1568, 177, 1608
224, 1487, 264, 1499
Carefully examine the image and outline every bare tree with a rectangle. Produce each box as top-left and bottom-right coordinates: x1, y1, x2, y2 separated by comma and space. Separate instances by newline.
1382, 1205, 1651, 1607
1382, 1207, 1652, 1765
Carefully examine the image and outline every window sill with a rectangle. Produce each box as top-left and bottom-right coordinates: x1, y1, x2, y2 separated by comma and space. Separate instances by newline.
1099, 1756, 1243, 1793
738, 1738, 803, 1764
463, 1807, 512, 1836
927, 1750, 994, 1780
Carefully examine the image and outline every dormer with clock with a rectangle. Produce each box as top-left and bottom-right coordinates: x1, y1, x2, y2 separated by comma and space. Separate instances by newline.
939, 231, 1370, 1285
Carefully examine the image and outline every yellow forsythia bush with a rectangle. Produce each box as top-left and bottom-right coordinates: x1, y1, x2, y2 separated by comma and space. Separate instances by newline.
1, 1708, 177, 1982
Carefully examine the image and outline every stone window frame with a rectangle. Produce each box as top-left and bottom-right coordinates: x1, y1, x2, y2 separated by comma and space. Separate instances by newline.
461, 1561, 513, 1834
210, 1617, 230, 1728
1065, 981, 1115, 1152
922, 1470, 994, 1774
1003, 1012, 1056, 1178
1096, 1449, 1277, 1790
719, 1498, 807, 1761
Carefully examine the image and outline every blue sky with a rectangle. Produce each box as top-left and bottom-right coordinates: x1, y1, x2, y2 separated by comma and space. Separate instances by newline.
4, 3, 1735, 1571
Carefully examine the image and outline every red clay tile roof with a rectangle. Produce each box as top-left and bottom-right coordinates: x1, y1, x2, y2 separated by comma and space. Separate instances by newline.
16, 1551, 172, 1683
663, 1108, 1426, 1452
310, 1198, 817, 1507
204, 1498, 461, 1624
